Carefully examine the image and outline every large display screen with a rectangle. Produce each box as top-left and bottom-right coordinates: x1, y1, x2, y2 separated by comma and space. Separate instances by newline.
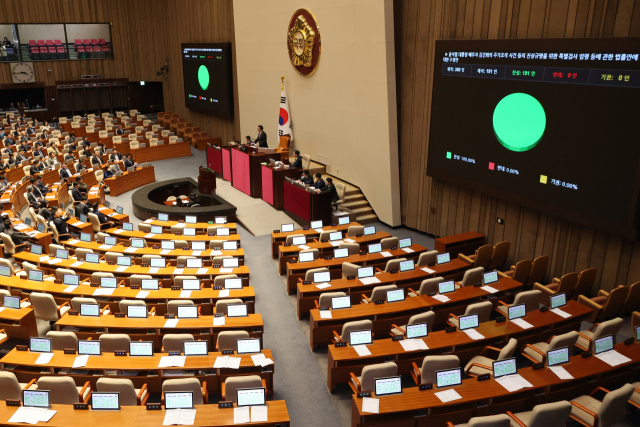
427, 38, 640, 238
181, 43, 234, 118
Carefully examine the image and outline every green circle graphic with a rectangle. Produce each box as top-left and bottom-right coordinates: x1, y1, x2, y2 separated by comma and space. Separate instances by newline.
198, 65, 210, 91
493, 93, 546, 152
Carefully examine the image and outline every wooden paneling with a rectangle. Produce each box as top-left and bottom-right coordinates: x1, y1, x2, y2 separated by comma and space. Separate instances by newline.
395, 0, 640, 292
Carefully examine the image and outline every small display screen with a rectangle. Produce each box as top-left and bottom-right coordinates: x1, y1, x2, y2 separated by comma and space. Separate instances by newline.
23, 390, 49, 408
183, 340, 208, 356
550, 293, 567, 309
313, 271, 331, 283
85, 253, 100, 264
386, 289, 405, 303
334, 248, 349, 259
123, 222, 133, 231
237, 338, 261, 354
292, 236, 306, 246
28, 270, 43, 282
329, 232, 342, 241
310, 220, 322, 228
437, 253, 451, 264
338, 217, 350, 225
79, 214, 87, 223
459, 314, 479, 330
357, 267, 374, 279
4, 296, 20, 309
185, 215, 197, 224
116, 256, 131, 266
63, 274, 79, 286
399, 260, 415, 272
37, 223, 45, 233
298, 251, 315, 263
215, 216, 227, 224
186, 258, 202, 268
225, 278, 242, 289
349, 329, 373, 345
164, 392, 193, 409
374, 376, 402, 396
0, 266, 10, 277
436, 368, 462, 388
439, 281, 456, 294
216, 227, 230, 236
399, 238, 412, 248
222, 258, 239, 268
150, 226, 163, 234
91, 392, 119, 410
636, 325, 640, 342
493, 358, 517, 378
131, 238, 144, 248
56, 249, 69, 259
236, 388, 266, 407
483, 271, 499, 284
227, 304, 248, 317
158, 213, 169, 221
30, 244, 42, 255
547, 347, 570, 366
222, 241, 237, 250
80, 232, 91, 242
104, 236, 117, 246
129, 341, 153, 356
150, 257, 166, 268
363, 226, 376, 236
101, 277, 117, 288
177, 305, 198, 318
368, 243, 381, 254
406, 323, 428, 339
141, 279, 159, 290
80, 303, 100, 317
78, 340, 101, 355
331, 296, 351, 310
29, 337, 51, 353
127, 305, 147, 318
594, 334, 614, 355
161, 240, 175, 250
508, 304, 526, 320
192, 241, 206, 250
182, 279, 200, 290
183, 227, 196, 236
281, 223, 294, 232
116, 206, 123, 215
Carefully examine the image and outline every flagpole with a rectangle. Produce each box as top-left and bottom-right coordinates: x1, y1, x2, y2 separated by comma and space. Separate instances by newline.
281, 76, 284, 90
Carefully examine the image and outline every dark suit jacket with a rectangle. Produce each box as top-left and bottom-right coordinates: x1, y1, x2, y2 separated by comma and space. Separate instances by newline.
33, 150, 44, 158
75, 203, 89, 218
300, 176, 312, 185
31, 164, 43, 173
75, 163, 85, 173
255, 131, 267, 147
116, 129, 125, 135
27, 192, 39, 207
291, 157, 302, 169
60, 168, 72, 179
53, 216, 70, 238
91, 156, 102, 166
124, 159, 135, 169
94, 210, 109, 224
312, 179, 326, 190
110, 152, 123, 161
322, 184, 339, 203
71, 188, 83, 202
36, 181, 49, 194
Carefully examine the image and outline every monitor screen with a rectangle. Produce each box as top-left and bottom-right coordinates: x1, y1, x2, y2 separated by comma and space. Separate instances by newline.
183, 340, 208, 356
636, 325, 640, 343
129, 341, 153, 356
161, 240, 175, 250
182, 279, 200, 290
281, 223, 294, 233
313, 271, 331, 283
459, 314, 479, 330
594, 334, 614, 355
123, 222, 133, 231
29, 337, 51, 353
331, 296, 351, 310
310, 220, 323, 228
56, 249, 69, 259
104, 236, 116, 246
237, 338, 261, 354
131, 238, 145, 248
78, 340, 101, 355
215, 216, 227, 224
357, 266, 374, 279
164, 391, 194, 410
406, 323, 428, 339
183, 227, 196, 236
437, 253, 451, 264
80, 303, 100, 317
508, 304, 526, 320
80, 232, 92, 242
85, 253, 100, 264
116, 206, 123, 215
63, 274, 79, 286
550, 293, 567, 309
177, 305, 198, 319
236, 388, 266, 407
23, 390, 49, 408
338, 217, 350, 225
192, 241, 207, 251
30, 244, 42, 255
222, 258, 239, 268
374, 376, 402, 396
150, 257, 166, 268
399, 260, 415, 272
28, 270, 43, 282
298, 251, 315, 263
216, 227, 230, 236
91, 392, 119, 410
105, 201, 111, 208
492, 358, 517, 378
334, 248, 349, 259
2, 294, 19, 310
292, 236, 306, 246
158, 213, 169, 221
37, 223, 45, 233
363, 226, 375, 236
0, 266, 10, 277
116, 256, 131, 266
349, 329, 373, 345
438, 281, 456, 294
483, 271, 499, 284
101, 277, 117, 288
222, 241, 237, 250
127, 305, 148, 318
186, 258, 202, 269
224, 278, 242, 289
368, 243, 381, 254
436, 368, 462, 388
141, 279, 159, 290
25, 218, 31, 226
547, 346, 570, 366
386, 289, 405, 303
150, 226, 163, 234
227, 304, 248, 317
399, 238, 412, 248
329, 232, 343, 241
79, 214, 88, 223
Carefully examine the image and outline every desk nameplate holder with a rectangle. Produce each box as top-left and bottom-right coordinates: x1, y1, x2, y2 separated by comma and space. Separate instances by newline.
218, 401, 233, 408
74, 403, 88, 410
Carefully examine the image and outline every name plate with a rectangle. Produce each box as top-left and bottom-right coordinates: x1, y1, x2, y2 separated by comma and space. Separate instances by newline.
54, 279, 62, 284
16, 345, 27, 352
419, 383, 433, 391
324, 256, 332, 260
303, 227, 309, 230
540, 306, 549, 312
284, 243, 291, 247
214, 313, 224, 317
427, 292, 437, 296
390, 270, 398, 274
289, 259, 297, 264
164, 314, 175, 319
5, 400, 20, 407
624, 337, 635, 345
91, 283, 99, 287
335, 342, 347, 348
64, 349, 76, 355
208, 233, 215, 237
477, 374, 491, 381
73, 403, 88, 410
581, 351, 592, 358
168, 351, 180, 356
319, 306, 329, 311
392, 335, 403, 341
218, 401, 233, 409
303, 281, 311, 285
141, 264, 149, 267
532, 363, 544, 370
445, 326, 456, 333
473, 282, 482, 287
222, 349, 234, 355
347, 276, 355, 280
391, 246, 398, 250
68, 311, 78, 316
130, 285, 139, 290
146, 404, 162, 410
357, 391, 371, 398
360, 252, 367, 256
115, 351, 127, 356
213, 286, 222, 290
495, 316, 506, 323
356, 234, 363, 237
375, 300, 384, 305
171, 286, 180, 291
213, 265, 221, 268
273, 230, 280, 233
115, 313, 125, 318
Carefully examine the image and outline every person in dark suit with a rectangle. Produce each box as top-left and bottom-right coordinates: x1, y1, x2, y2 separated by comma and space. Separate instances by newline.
64, 152, 75, 163
123, 154, 136, 170
52, 208, 72, 241
67, 140, 77, 153
311, 173, 326, 190
319, 177, 339, 203
254, 125, 267, 148
298, 170, 311, 185
59, 165, 72, 180
103, 166, 114, 179
74, 160, 86, 174
291, 150, 302, 169
15, 150, 28, 163
91, 202, 110, 224
76, 176, 88, 194
31, 160, 44, 174
71, 181, 83, 202
35, 176, 51, 195
68, 132, 77, 144
116, 125, 125, 135
30, 178, 44, 199
32, 147, 44, 158
26, 124, 35, 135
0, 174, 8, 188
81, 136, 91, 148
110, 148, 123, 162
245, 136, 252, 145
91, 153, 103, 167
26, 185, 43, 209
75, 196, 90, 218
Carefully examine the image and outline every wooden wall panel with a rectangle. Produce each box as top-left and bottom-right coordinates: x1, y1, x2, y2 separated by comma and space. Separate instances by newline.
396, 0, 640, 292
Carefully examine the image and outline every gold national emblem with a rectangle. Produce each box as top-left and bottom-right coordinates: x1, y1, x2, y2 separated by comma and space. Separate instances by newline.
287, 9, 321, 76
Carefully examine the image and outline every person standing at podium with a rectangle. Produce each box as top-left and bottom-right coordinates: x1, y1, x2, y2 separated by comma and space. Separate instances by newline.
255, 125, 267, 148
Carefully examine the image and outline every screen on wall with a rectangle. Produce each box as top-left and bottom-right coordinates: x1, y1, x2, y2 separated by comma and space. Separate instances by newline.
427, 38, 640, 238
181, 43, 234, 119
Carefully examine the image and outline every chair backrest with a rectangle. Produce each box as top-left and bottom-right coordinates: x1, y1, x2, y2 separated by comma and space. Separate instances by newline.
0, 233, 16, 255
620, 281, 640, 315
464, 300, 494, 323
285, 233, 304, 244
379, 237, 399, 250
213, 274, 238, 288
408, 311, 435, 327
162, 334, 195, 353
36, 377, 80, 404
599, 286, 629, 321
420, 355, 460, 384
526, 255, 550, 286
548, 331, 579, 352
512, 290, 542, 313
347, 226, 364, 237
299, 249, 319, 260
304, 267, 329, 281
129, 274, 152, 287
223, 376, 263, 404
417, 277, 444, 295
339, 242, 360, 256
360, 362, 397, 392
162, 379, 204, 405
525, 401, 573, 427
555, 272, 579, 296
342, 262, 359, 279
318, 292, 347, 308
497, 338, 518, 360
118, 299, 146, 313
417, 250, 439, 267
471, 244, 493, 269
596, 383, 635, 427
487, 241, 510, 270
167, 300, 195, 316
571, 268, 598, 300
460, 266, 485, 287
55, 268, 75, 281
335, 183, 346, 201
91, 271, 114, 284
0, 259, 15, 275
99, 334, 131, 353
511, 259, 533, 284
302, 154, 311, 169
341, 320, 373, 343
466, 414, 512, 427
0, 372, 23, 401
369, 285, 398, 302
277, 135, 290, 151
217, 330, 250, 351
383, 258, 407, 273
591, 317, 624, 341
46, 331, 78, 350
29, 292, 60, 321
49, 243, 65, 256
215, 299, 243, 315
96, 378, 138, 406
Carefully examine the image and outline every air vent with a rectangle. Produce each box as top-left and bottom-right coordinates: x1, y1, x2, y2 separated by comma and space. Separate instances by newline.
81, 74, 100, 79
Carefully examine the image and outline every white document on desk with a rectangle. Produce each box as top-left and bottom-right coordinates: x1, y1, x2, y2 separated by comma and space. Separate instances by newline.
495, 374, 533, 392
115, 266, 128, 272
218, 290, 230, 298
401, 247, 415, 253
550, 308, 572, 318
359, 277, 381, 285
191, 251, 202, 257
67, 239, 79, 245
44, 276, 56, 282
298, 245, 310, 250
35, 353, 54, 365
380, 251, 393, 257
361, 397, 379, 414
234, 406, 250, 424
213, 356, 229, 369
99, 244, 113, 250
219, 268, 233, 273
125, 247, 138, 253
480, 286, 499, 294
434, 389, 462, 403
160, 249, 170, 255
163, 408, 196, 425
462, 329, 485, 340
314, 228, 324, 233
196, 268, 209, 275
164, 319, 179, 328
210, 250, 223, 256
144, 233, 156, 238
549, 366, 574, 380
8, 407, 57, 424
48, 258, 62, 265
136, 291, 150, 299
173, 268, 184, 275
39, 256, 50, 262
315, 283, 331, 289
213, 317, 225, 326
70, 261, 84, 268
432, 294, 450, 302
250, 406, 268, 422
511, 318, 534, 329
159, 356, 186, 368
63, 285, 78, 293
343, 238, 355, 243
73, 355, 89, 368
94, 288, 115, 296
179, 291, 192, 298
144, 219, 154, 224
251, 353, 274, 367
319, 311, 332, 319
112, 229, 125, 234
421, 267, 436, 274
353, 345, 372, 357
226, 357, 241, 369
329, 241, 342, 247
595, 350, 632, 367
148, 268, 159, 274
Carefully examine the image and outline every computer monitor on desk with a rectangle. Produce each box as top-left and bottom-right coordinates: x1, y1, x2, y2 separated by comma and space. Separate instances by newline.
374, 376, 402, 396
164, 392, 194, 409
550, 293, 567, 309
406, 323, 428, 339
492, 357, 517, 378
547, 347, 570, 366
508, 304, 526, 320
80, 303, 100, 317
183, 340, 208, 356
436, 368, 462, 388
91, 392, 120, 411
129, 341, 153, 356
237, 388, 266, 407
349, 329, 373, 346
331, 296, 351, 310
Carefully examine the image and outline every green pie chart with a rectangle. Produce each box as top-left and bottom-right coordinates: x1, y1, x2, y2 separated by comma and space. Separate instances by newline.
198, 65, 210, 91
493, 93, 546, 152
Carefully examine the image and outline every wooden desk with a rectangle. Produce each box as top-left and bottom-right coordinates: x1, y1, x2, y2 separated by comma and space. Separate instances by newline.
142, 219, 238, 233
105, 166, 156, 197
1, 348, 275, 395
0, 307, 38, 340
230, 146, 281, 198
308, 276, 522, 350
105, 228, 241, 245
270, 222, 360, 258
296, 257, 470, 318
261, 165, 300, 210
283, 180, 332, 227
3, 214, 53, 250
327, 300, 591, 391
207, 144, 224, 177
351, 341, 640, 427
55, 314, 264, 352
434, 231, 486, 258
130, 141, 191, 163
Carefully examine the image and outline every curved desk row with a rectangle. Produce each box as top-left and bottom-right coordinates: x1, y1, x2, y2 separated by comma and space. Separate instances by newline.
270, 222, 361, 258
105, 228, 242, 244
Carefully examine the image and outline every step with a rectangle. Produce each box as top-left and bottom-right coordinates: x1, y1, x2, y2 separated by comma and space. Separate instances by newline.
341, 200, 369, 210
346, 206, 374, 216
344, 194, 364, 202
356, 214, 378, 225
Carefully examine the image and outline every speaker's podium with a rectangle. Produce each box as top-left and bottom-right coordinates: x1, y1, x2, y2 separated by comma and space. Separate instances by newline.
230, 145, 281, 198
261, 164, 300, 210
198, 166, 216, 195
283, 178, 332, 227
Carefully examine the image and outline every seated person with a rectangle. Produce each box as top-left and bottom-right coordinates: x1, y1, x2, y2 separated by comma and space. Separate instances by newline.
76, 176, 88, 194
52, 208, 72, 241
45, 152, 57, 167
75, 196, 90, 218
71, 181, 83, 201
31, 159, 44, 174
110, 148, 123, 162
32, 146, 44, 158
64, 152, 75, 163
290, 150, 302, 169
245, 135, 252, 145
36, 175, 51, 194
74, 160, 86, 174
59, 164, 73, 180
298, 170, 311, 185
123, 154, 136, 170
317, 177, 338, 202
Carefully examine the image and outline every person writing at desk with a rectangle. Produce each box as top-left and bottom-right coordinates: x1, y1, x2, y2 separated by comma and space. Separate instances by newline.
254, 125, 267, 148
3, 219, 30, 246
311, 173, 326, 190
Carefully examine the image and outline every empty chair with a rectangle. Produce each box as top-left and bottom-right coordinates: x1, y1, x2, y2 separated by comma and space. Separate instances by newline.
299, 249, 319, 260
496, 290, 541, 316
346, 226, 364, 237
119, 299, 153, 316
446, 414, 511, 427
0, 372, 36, 401
141, 254, 162, 265
174, 275, 197, 287
213, 274, 239, 289
91, 272, 115, 285
96, 378, 148, 406
569, 383, 635, 427
222, 376, 264, 403
95, 232, 110, 243
362, 284, 398, 304
579, 286, 629, 323
36, 377, 91, 404
29, 292, 70, 321
379, 237, 399, 250
215, 299, 243, 315
390, 311, 435, 337
534, 272, 579, 306
460, 266, 485, 287
459, 244, 493, 269
316, 292, 347, 309
138, 223, 151, 232
569, 268, 598, 300
411, 355, 459, 385
333, 320, 373, 344
55, 268, 75, 281
162, 334, 195, 353
130, 237, 148, 247
162, 378, 207, 405
525, 255, 550, 288
618, 281, 640, 315
216, 331, 250, 351
448, 301, 493, 328
487, 241, 510, 270
285, 233, 304, 244
416, 250, 439, 267
408, 277, 445, 296
464, 338, 518, 377
46, 331, 78, 350
339, 242, 359, 256
130, 274, 153, 288
99, 334, 131, 353
74, 248, 94, 261
378, 258, 407, 273
630, 381, 640, 409
521, 331, 579, 364
341, 262, 359, 279
1, 233, 27, 255
48, 243, 65, 256
507, 401, 573, 427
349, 362, 397, 393
304, 267, 329, 282
167, 300, 196, 316
575, 317, 623, 352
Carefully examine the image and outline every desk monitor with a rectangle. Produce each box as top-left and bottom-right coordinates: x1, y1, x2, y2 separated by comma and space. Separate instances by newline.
374, 376, 402, 396
67, 209, 74, 218
386, 289, 405, 303
101, 277, 117, 288
236, 388, 266, 407
357, 266, 374, 279
56, 249, 69, 260
222, 241, 237, 251
116, 256, 131, 267
158, 213, 169, 221
349, 329, 373, 346
164, 391, 194, 410
438, 281, 456, 294
636, 325, 640, 343
177, 305, 198, 319
508, 304, 526, 320
0, 266, 10, 277
225, 278, 242, 289
436, 368, 462, 388
161, 240, 175, 250
78, 340, 101, 356
329, 232, 342, 241
310, 220, 323, 229
215, 216, 227, 224
298, 251, 315, 263
331, 296, 351, 310
130, 341, 153, 356
313, 271, 331, 283
25, 217, 32, 227
63, 274, 79, 286
183, 227, 196, 236
127, 305, 147, 318
406, 323, 428, 339
368, 243, 382, 254
550, 293, 567, 309
436, 253, 451, 265
116, 206, 123, 215
227, 304, 248, 317
140, 279, 159, 290
91, 392, 120, 410
131, 238, 145, 248
363, 226, 376, 236
80, 303, 100, 317
30, 337, 51, 353
222, 258, 239, 268
37, 223, 45, 233
594, 334, 614, 355
216, 227, 230, 236
104, 236, 117, 246
334, 248, 349, 259
185, 215, 197, 224
80, 232, 92, 242
3, 296, 20, 310
399, 260, 415, 272
186, 258, 202, 269
547, 346, 570, 366
492, 357, 517, 378
292, 236, 306, 246
399, 238, 412, 249
237, 338, 261, 354
22, 390, 50, 408
459, 314, 479, 331
150, 225, 163, 234
85, 253, 100, 264
281, 223, 294, 233
338, 217, 350, 225
30, 244, 42, 255
150, 257, 166, 268
182, 279, 201, 291
79, 214, 88, 223
123, 222, 133, 231
28, 270, 43, 282
191, 241, 207, 251
483, 271, 499, 284
183, 340, 208, 356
